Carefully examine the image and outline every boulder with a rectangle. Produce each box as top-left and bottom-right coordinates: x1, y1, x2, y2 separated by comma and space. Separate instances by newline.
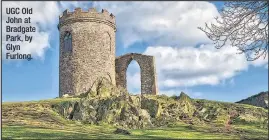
114, 128, 131, 135
141, 96, 162, 118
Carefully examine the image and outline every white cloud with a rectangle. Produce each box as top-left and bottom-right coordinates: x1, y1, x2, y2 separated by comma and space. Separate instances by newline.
144, 44, 249, 87
249, 54, 268, 67
126, 61, 141, 94
2, 2, 60, 61
125, 43, 259, 92
93, 1, 220, 48
127, 72, 141, 94
91, 1, 268, 92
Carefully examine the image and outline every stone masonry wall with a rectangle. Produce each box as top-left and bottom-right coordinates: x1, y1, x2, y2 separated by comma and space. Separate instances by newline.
59, 8, 116, 97
115, 53, 158, 95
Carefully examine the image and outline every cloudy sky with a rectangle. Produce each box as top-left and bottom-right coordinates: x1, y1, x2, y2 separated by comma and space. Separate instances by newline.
2, 1, 268, 102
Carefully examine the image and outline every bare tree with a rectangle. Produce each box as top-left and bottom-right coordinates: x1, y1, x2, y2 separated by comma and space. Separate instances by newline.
198, 1, 268, 61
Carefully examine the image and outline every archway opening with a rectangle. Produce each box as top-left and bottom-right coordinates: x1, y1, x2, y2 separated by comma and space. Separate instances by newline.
126, 60, 141, 95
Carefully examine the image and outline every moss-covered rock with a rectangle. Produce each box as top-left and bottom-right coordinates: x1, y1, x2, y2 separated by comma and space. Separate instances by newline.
141, 96, 162, 118
53, 89, 268, 130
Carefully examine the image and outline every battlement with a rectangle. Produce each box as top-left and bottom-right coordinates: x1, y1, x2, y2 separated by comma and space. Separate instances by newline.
59, 8, 116, 30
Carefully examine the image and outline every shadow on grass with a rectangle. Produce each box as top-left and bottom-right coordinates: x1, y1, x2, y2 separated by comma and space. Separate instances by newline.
130, 124, 237, 139
2, 125, 169, 139
2, 124, 267, 139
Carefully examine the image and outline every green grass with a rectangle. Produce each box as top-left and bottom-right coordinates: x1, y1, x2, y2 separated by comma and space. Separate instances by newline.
2, 98, 268, 139
2, 97, 80, 105
3, 123, 239, 139
3, 121, 267, 139
232, 124, 268, 139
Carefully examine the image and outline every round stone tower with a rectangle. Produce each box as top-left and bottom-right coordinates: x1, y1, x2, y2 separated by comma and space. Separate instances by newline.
58, 8, 116, 97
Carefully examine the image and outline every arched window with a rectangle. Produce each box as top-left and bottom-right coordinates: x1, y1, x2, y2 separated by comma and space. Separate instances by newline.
64, 32, 72, 52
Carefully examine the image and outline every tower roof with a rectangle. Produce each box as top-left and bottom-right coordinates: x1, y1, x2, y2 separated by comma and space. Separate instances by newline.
58, 8, 116, 30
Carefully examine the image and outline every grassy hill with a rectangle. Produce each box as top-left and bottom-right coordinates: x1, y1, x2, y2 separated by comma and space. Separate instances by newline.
2, 92, 268, 139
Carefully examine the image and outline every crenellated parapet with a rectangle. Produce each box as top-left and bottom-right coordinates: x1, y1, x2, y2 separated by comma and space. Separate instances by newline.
58, 8, 116, 31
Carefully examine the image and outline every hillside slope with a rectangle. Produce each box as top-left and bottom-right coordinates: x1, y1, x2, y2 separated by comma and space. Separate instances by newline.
2, 91, 268, 139
236, 91, 268, 109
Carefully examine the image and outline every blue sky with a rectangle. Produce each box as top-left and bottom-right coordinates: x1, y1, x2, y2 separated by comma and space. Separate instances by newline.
2, 1, 268, 102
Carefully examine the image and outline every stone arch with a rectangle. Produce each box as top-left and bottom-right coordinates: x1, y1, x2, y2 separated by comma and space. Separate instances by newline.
115, 53, 158, 95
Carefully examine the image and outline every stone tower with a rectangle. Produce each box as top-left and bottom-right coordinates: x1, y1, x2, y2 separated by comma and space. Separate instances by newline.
58, 8, 116, 97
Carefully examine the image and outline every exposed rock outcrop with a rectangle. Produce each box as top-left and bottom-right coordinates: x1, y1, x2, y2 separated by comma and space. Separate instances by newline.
53, 83, 268, 129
